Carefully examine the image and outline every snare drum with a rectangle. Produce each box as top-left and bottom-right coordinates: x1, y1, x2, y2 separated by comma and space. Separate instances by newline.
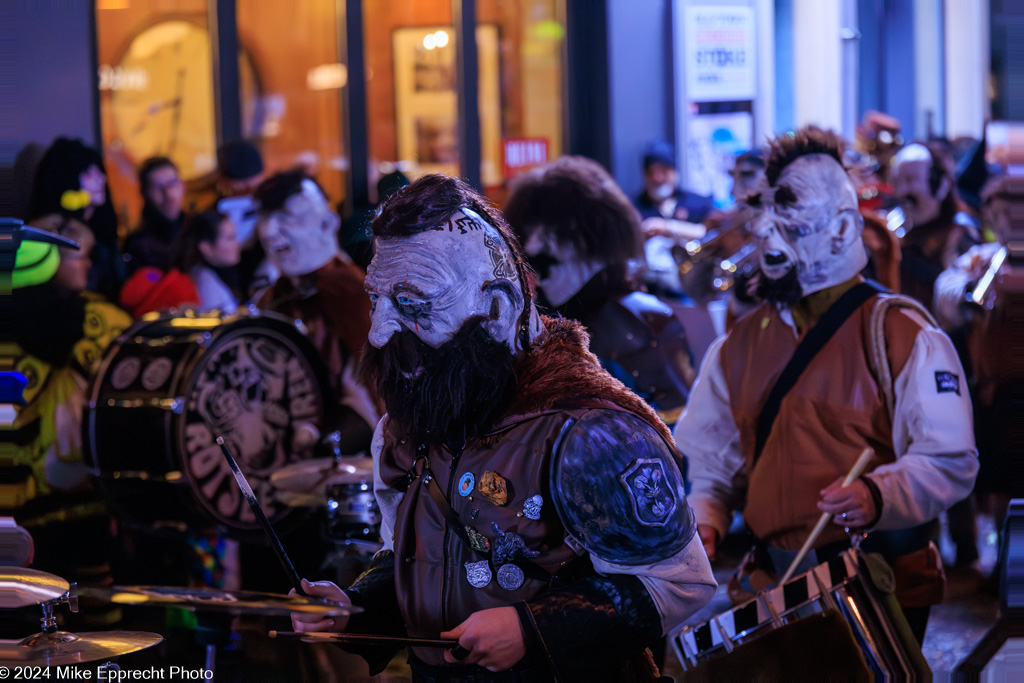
84, 309, 335, 541
673, 549, 931, 681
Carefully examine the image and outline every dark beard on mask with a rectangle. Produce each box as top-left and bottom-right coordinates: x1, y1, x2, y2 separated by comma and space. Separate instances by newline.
359, 316, 518, 448
756, 267, 803, 307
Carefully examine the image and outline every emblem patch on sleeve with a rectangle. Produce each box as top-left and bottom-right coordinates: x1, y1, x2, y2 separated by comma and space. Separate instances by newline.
935, 371, 960, 395
618, 459, 677, 527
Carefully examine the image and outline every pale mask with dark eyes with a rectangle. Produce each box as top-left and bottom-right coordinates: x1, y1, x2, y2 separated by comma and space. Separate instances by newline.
364, 209, 544, 352
522, 229, 604, 307
257, 179, 341, 278
749, 154, 867, 299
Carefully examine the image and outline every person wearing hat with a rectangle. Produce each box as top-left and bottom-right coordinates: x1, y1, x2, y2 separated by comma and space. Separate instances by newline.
633, 140, 715, 226
26, 137, 125, 300
9, 218, 132, 626
213, 139, 267, 298
118, 266, 200, 319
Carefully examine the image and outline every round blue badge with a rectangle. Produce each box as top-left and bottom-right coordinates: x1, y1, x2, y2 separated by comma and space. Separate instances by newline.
458, 472, 475, 497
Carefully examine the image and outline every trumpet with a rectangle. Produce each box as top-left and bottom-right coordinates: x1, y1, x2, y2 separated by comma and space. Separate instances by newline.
965, 245, 1008, 308
710, 242, 759, 292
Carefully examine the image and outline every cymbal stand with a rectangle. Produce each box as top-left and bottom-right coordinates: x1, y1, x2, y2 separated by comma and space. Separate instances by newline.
39, 583, 79, 633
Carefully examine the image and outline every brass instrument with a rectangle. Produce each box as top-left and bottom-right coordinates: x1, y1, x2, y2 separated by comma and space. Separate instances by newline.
676, 205, 757, 296
885, 206, 907, 237
966, 245, 1008, 307
711, 242, 759, 293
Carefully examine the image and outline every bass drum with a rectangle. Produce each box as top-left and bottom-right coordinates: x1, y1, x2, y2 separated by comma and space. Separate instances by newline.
84, 309, 336, 541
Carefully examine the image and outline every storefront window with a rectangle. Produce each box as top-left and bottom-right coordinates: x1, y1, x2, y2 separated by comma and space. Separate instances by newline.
479, 0, 565, 200
97, 0, 217, 229
363, 0, 459, 194
236, 0, 347, 207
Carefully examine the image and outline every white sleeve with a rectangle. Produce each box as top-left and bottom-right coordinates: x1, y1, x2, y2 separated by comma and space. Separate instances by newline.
591, 534, 716, 635
672, 335, 745, 539
866, 310, 979, 529
370, 416, 403, 551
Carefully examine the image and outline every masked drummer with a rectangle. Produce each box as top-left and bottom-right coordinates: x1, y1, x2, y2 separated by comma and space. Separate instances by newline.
291, 174, 715, 679
673, 126, 978, 644
254, 170, 380, 455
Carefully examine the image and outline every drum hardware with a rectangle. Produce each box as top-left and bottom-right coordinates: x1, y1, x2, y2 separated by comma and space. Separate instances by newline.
100, 397, 184, 412
270, 455, 374, 495
0, 630, 162, 667
85, 310, 335, 541
38, 584, 79, 634
0, 568, 71, 608
674, 449, 929, 680
102, 470, 186, 483
674, 549, 929, 679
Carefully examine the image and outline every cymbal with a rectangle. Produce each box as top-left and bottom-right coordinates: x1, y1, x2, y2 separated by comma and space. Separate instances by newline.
79, 586, 361, 617
0, 630, 162, 666
275, 490, 325, 508
0, 568, 70, 608
270, 456, 373, 494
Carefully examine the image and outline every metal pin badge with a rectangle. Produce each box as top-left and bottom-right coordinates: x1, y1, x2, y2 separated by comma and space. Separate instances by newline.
491, 523, 540, 565
522, 494, 543, 520
458, 472, 475, 497
465, 561, 492, 588
496, 564, 525, 591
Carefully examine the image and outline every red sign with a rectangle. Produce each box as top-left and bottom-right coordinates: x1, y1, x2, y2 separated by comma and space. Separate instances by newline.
502, 137, 549, 179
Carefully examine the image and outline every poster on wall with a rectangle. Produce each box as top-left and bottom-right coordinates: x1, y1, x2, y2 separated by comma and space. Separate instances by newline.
393, 25, 501, 184
686, 111, 753, 207
684, 5, 756, 102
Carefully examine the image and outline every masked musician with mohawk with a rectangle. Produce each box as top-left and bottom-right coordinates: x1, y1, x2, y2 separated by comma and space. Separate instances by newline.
674, 126, 978, 644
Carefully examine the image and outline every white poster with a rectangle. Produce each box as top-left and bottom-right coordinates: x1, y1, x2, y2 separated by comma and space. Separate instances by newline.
684, 5, 756, 102
686, 111, 754, 206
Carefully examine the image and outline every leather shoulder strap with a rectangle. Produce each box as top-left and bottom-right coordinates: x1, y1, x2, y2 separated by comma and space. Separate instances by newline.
753, 281, 887, 464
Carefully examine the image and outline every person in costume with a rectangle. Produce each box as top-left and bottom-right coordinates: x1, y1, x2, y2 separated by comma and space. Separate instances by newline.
26, 137, 124, 300
504, 155, 696, 422
8, 215, 132, 627
255, 170, 379, 456
674, 126, 978, 644
291, 174, 715, 680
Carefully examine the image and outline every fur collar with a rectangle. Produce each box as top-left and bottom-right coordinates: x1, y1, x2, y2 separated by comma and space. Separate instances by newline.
486, 316, 673, 445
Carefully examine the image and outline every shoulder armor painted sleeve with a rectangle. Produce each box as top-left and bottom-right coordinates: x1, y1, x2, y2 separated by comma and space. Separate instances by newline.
550, 408, 696, 565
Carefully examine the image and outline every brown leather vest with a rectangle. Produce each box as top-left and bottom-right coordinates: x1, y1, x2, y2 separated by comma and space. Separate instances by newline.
720, 299, 916, 550
378, 408, 594, 666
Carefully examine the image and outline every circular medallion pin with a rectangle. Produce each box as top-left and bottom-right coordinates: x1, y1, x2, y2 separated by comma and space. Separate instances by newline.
458, 472, 475, 497
496, 563, 525, 591
465, 560, 492, 588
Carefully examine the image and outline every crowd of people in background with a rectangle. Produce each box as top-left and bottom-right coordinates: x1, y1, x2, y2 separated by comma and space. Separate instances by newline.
7, 109, 1013, 669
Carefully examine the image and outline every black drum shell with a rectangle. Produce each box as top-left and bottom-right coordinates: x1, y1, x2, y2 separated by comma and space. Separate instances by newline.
84, 309, 336, 542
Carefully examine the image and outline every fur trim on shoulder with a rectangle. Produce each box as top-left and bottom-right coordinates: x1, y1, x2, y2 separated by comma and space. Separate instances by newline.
493, 316, 674, 445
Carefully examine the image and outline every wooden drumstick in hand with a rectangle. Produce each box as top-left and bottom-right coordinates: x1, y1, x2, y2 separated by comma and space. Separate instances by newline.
779, 448, 873, 585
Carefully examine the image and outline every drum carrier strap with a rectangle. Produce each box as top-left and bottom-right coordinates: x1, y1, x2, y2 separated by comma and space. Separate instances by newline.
753, 281, 886, 464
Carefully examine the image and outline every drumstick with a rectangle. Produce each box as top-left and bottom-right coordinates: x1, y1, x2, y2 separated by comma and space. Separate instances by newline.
269, 631, 459, 649
217, 436, 306, 596
778, 448, 874, 585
